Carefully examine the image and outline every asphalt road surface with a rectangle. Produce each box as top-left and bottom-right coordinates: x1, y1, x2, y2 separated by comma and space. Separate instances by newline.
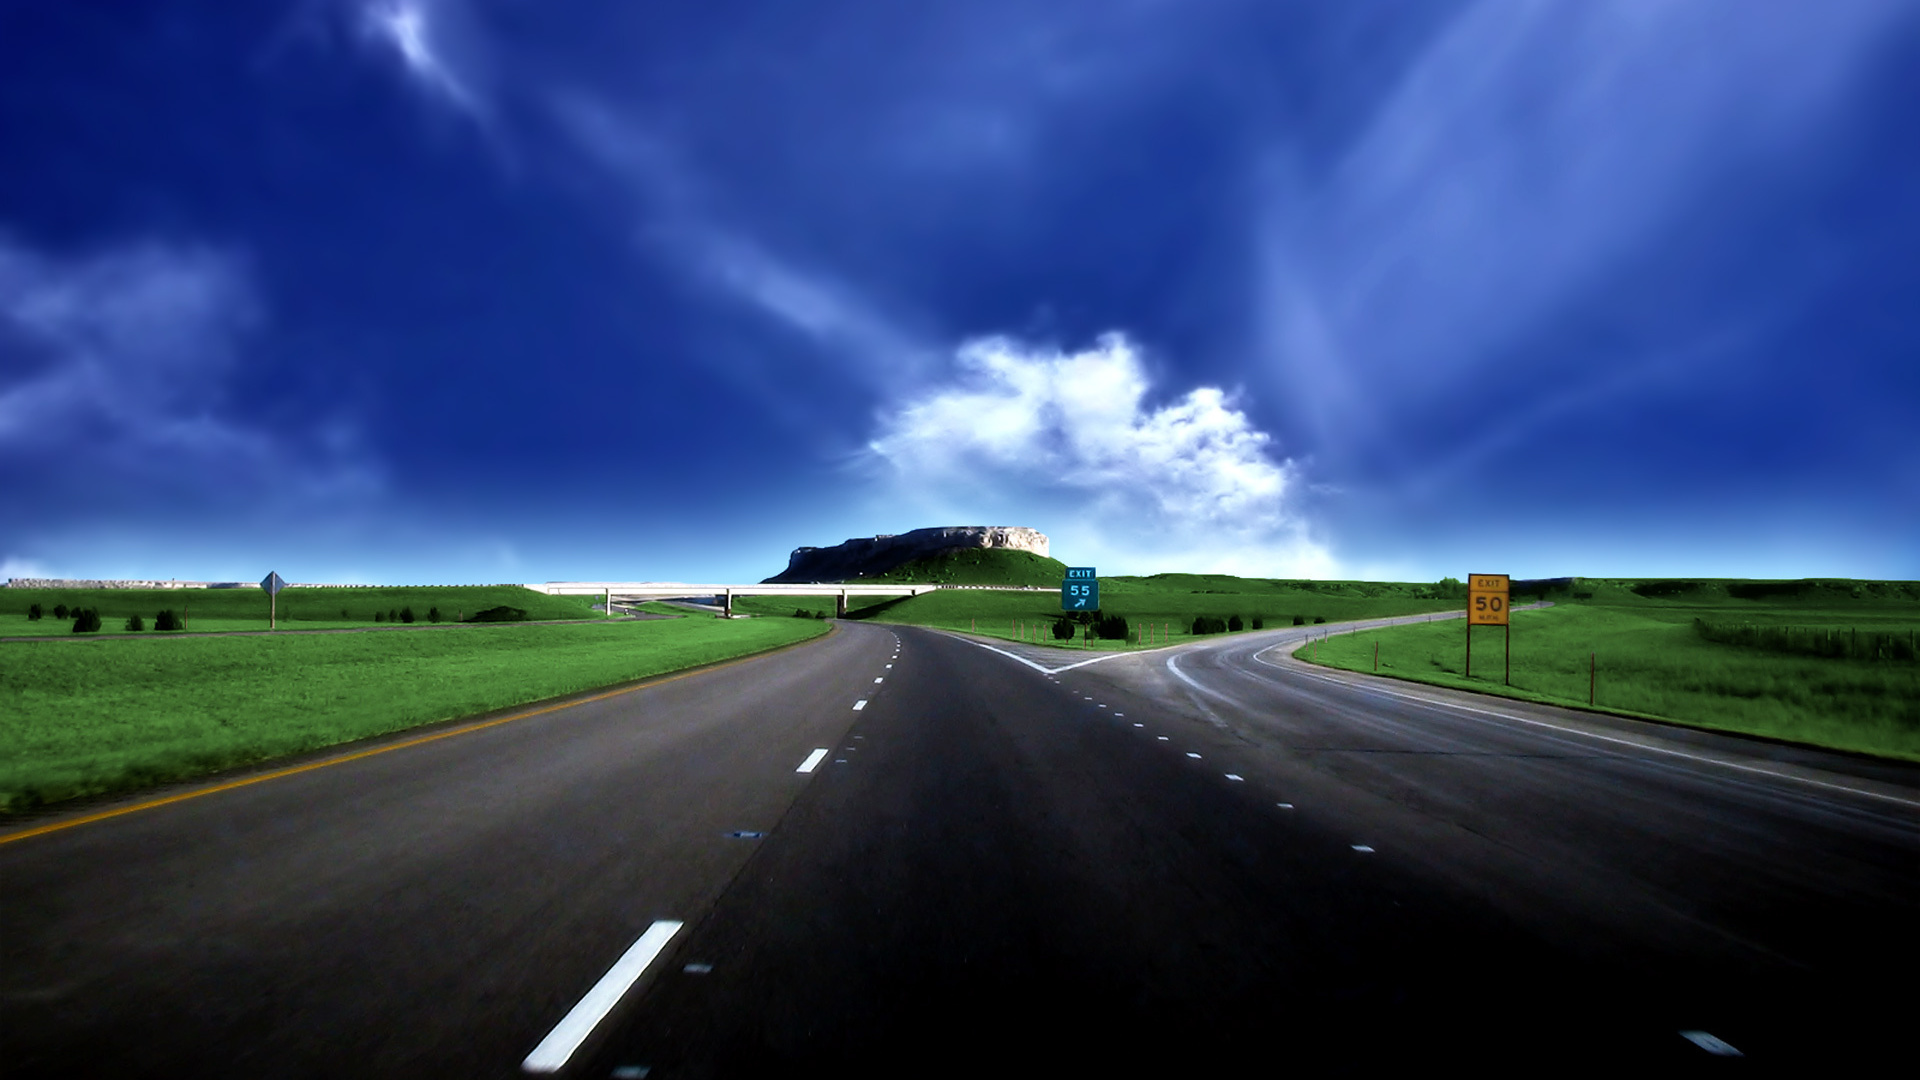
3, 617, 1916, 1077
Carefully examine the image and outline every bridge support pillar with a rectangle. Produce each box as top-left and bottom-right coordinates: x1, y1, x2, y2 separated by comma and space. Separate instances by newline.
724, 589, 734, 618
837, 592, 847, 618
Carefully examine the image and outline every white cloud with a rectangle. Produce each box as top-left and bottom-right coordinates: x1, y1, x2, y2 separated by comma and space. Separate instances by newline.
357, 0, 488, 119
0, 233, 383, 506
867, 334, 1335, 576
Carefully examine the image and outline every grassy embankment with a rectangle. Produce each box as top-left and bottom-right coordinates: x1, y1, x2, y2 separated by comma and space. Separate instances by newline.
736, 549, 1464, 648
3, 584, 603, 636
1300, 578, 1920, 762
0, 601, 829, 813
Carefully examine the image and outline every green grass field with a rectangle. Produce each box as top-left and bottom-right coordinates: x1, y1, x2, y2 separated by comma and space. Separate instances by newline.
1301, 579, 1920, 761
0, 611, 828, 813
4, 584, 602, 637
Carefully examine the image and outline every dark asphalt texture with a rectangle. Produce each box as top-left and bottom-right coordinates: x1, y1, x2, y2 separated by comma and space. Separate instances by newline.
4, 618, 1917, 1077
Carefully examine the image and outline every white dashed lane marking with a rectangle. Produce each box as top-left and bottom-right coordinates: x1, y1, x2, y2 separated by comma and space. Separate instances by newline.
1352, 845, 1375, 853
1186, 752, 1202, 759
1225, 774, 1244, 781
795, 749, 829, 773
853, 700, 867, 711
522, 920, 683, 1074
1679, 1031, 1742, 1057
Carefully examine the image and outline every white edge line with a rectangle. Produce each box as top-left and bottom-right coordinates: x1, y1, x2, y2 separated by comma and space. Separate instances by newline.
523, 919, 683, 1073
796, 748, 829, 773
944, 634, 1131, 674
1252, 649, 1920, 810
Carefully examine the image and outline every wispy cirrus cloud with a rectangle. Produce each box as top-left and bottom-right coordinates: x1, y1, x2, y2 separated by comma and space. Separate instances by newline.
867, 334, 1333, 576
1261, 0, 1910, 471
354, 0, 490, 120
549, 92, 934, 389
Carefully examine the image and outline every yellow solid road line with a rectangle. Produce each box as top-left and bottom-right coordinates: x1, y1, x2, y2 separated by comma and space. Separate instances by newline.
0, 629, 835, 848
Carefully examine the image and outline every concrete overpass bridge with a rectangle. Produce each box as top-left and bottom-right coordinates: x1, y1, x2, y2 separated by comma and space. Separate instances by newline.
528, 581, 946, 617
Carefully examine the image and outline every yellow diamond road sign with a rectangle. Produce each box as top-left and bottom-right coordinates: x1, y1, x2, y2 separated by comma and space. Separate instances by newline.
1469, 573, 1510, 626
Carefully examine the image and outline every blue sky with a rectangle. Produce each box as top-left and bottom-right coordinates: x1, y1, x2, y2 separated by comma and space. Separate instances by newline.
2, 0, 1915, 585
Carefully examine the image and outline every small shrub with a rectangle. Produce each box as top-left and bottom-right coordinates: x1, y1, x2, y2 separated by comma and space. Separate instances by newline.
1227, 614, 1244, 632
1191, 615, 1227, 635
71, 608, 101, 634
1094, 613, 1129, 640
1312, 615, 1326, 624
1292, 615, 1305, 626
28, 603, 42, 621
340, 608, 351, 619
1251, 616, 1264, 630
795, 608, 813, 618
815, 611, 828, 619
400, 606, 415, 624
374, 611, 385, 623
155, 610, 182, 632
125, 614, 145, 632
389, 608, 399, 623
468, 605, 529, 623
428, 607, 441, 623
1052, 617, 1076, 640
54, 604, 69, 620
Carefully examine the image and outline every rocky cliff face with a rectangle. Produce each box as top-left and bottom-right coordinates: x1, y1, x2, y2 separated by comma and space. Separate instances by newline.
767, 526, 1050, 583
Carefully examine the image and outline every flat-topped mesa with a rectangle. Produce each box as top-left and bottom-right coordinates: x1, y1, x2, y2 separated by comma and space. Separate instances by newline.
767, 526, 1050, 583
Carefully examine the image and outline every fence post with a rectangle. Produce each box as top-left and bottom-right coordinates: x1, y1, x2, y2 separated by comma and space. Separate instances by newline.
1590, 652, 1596, 706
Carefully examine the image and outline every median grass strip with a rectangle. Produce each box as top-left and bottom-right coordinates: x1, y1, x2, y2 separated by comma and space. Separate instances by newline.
1302, 601, 1920, 762
0, 615, 829, 813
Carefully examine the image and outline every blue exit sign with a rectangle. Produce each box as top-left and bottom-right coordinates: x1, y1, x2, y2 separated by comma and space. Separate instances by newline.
1062, 567, 1098, 610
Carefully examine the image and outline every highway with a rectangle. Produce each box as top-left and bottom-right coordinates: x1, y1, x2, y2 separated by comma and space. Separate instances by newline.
3, 617, 1917, 1076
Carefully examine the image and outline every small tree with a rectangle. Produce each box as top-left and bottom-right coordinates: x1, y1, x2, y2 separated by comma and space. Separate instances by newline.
389, 608, 399, 623
28, 603, 42, 621
1095, 613, 1129, 640
72, 608, 102, 634
125, 614, 146, 632
1052, 617, 1076, 640
54, 604, 69, 620
1312, 615, 1326, 624
374, 610, 385, 623
155, 610, 182, 631
1228, 614, 1244, 632
400, 606, 415, 624
428, 606, 441, 623
340, 608, 351, 620
1251, 616, 1264, 630
1292, 615, 1305, 626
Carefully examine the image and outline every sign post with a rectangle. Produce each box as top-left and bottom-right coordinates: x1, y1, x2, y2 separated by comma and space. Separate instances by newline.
261, 571, 287, 630
1467, 573, 1510, 682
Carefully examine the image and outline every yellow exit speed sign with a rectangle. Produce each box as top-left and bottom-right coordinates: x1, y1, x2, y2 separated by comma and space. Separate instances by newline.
1468, 573, 1510, 625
